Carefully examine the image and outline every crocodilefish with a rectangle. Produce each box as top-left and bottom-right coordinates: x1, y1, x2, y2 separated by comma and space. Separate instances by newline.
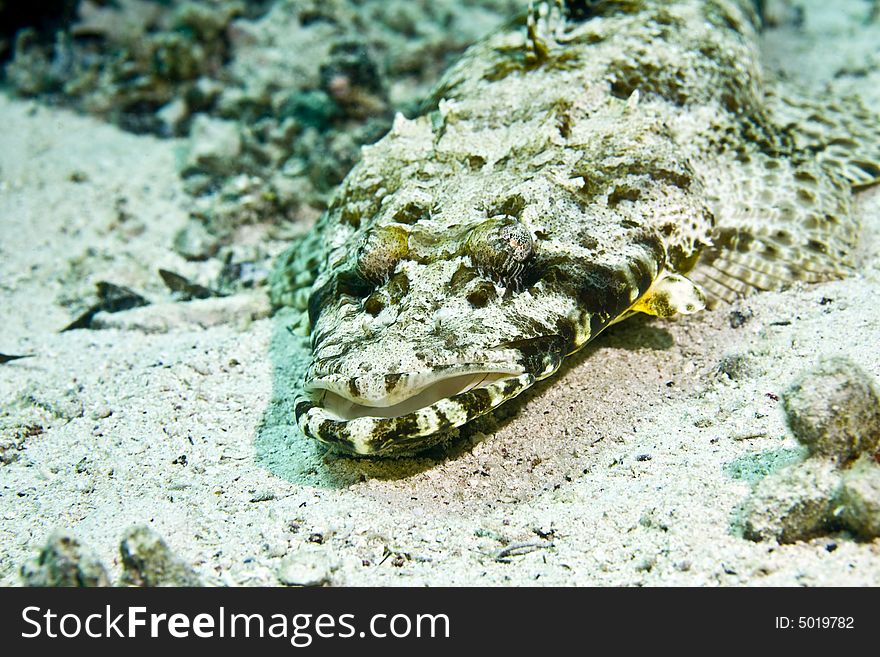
271, 0, 880, 456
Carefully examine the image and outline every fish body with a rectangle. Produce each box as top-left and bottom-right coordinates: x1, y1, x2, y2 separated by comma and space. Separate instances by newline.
271, 0, 880, 456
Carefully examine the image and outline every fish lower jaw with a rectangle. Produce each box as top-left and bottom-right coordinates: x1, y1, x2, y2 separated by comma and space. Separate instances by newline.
295, 372, 535, 457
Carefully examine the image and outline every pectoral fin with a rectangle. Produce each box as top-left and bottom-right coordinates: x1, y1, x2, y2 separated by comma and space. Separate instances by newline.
632, 271, 706, 318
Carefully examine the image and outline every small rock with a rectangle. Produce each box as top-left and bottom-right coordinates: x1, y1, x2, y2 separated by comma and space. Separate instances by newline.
1, 424, 43, 465
157, 97, 189, 137
634, 556, 655, 572
283, 89, 339, 131
90, 406, 113, 420
716, 353, 754, 380
21, 530, 110, 587
118, 525, 202, 587
173, 219, 219, 261
782, 358, 880, 464
249, 489, 276, 503
743, 458, 841, 544
183, 115, 242, 176
276, 545, 336, 586
838, 457, 880, 539
728, 308, 753, 329
189, 76, 223, 112
265, 541, 288, 559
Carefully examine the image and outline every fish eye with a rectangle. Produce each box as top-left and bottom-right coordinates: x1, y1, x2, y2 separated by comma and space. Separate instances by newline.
465, 217, 535, 286
355, 225, 409, 284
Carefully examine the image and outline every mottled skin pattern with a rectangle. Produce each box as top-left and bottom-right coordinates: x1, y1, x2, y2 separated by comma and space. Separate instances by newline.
271, 0, 879, 456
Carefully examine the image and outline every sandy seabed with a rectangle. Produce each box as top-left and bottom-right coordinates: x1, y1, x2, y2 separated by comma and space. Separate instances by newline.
1, 0, 879, 586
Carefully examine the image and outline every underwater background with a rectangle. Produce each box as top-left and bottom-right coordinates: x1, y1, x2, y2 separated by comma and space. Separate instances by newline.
1, 0, 879, 586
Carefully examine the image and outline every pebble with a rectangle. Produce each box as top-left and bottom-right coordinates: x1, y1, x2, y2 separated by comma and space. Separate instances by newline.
157, 97, 189, 136
715, 353, 755, 381
20, 530, 110, 587
782, 358, 880, 464
90, 406, 113, 420
183, 115, 242, 176
173, 218, 219, 261
742, 458, 841, 544
742, 359, 880, 543
118, 525, 202, 586
276, 545, 336, 586
838, 457, 880, 539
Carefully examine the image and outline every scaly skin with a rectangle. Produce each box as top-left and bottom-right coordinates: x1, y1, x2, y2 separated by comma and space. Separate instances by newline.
271, 0, 876, 456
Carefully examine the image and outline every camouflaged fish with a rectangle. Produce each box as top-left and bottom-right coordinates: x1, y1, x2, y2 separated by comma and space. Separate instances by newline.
270, 0, 880, 457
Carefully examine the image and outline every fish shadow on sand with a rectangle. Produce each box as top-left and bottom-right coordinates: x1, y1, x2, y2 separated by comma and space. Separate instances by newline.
254, 309, 674, 488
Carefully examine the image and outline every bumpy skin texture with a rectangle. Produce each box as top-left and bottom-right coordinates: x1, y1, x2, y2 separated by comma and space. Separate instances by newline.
271, 0, 878, 456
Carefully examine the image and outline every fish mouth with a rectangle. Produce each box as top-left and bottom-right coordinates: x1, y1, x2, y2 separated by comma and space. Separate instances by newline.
305, 366, 526, 419
296, 369, 537, 457
297, 336, 568, 456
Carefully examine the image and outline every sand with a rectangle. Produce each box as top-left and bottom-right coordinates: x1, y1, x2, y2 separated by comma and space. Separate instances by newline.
1, 0, 879, 586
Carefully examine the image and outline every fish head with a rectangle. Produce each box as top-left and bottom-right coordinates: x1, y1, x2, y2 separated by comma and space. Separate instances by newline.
295, 174, 700, 456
